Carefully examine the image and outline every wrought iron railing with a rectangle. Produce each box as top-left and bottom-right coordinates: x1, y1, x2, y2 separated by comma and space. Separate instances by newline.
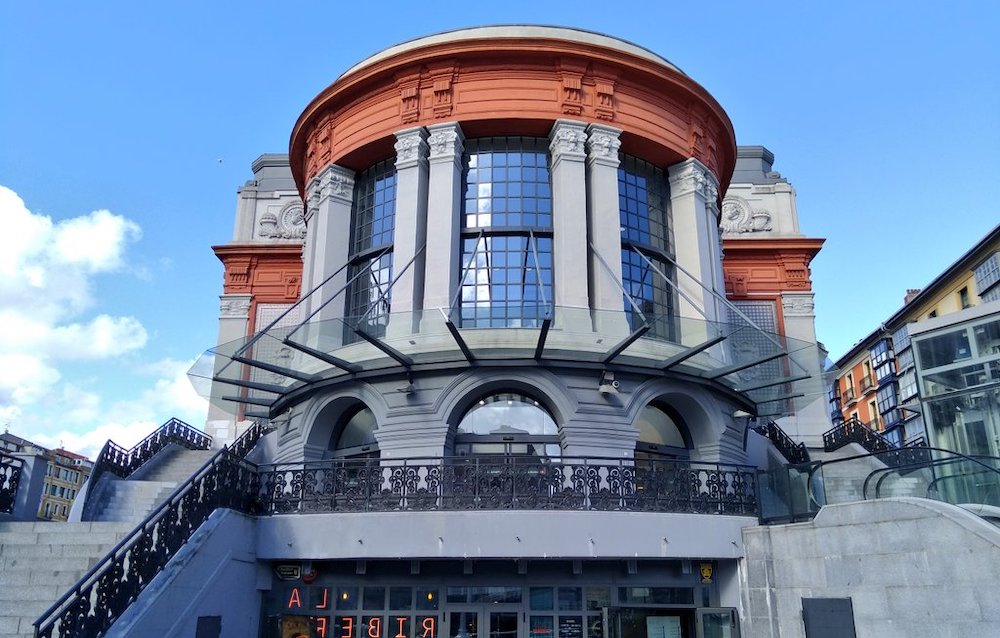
92, 417, 211, 481
752, 421, 810, 464
823, 417, 929, 468
256, 456, 758, 516
229, 419, 269, 460
33, 447, 259, 638
35, 445, 755, 637
0, 451, 24, 515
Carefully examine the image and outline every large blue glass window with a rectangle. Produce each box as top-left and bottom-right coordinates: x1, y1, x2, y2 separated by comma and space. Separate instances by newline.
618, 155, 674, 336
346, 160, 397, 337
460, 138, 552, 328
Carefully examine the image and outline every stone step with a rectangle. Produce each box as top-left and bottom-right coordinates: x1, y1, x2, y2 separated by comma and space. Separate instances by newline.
0, 543, 116, 558
0, 568, 85, 586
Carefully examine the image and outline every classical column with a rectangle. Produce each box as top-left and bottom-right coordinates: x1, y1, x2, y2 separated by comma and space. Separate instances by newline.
422, 122, 465, 323
303, 164, 355, 333
549, 120, 590, 326
585, 124, 627, 335
667, 159, 724, 325
388, 127, 429, 336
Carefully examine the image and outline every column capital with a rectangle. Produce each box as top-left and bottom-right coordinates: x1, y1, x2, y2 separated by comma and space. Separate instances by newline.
586, 123, 622, 168
549, 119, 588, 169
308, 163, 356, 207
667, 158, 719, 203
780, 292, 816, 318
219, 293, 252, 319
427, 122, 465, 166
394, 127, 429, 170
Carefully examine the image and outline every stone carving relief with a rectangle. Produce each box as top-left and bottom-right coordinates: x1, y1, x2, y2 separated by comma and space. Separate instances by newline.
219, 295, 251, 318
258, 202, 306, 240
586, 128, 622, 162
720, 196, 773, 234
781, 295, 815, 317
319, 166, 355, 204
668, 161, 719, 201
394, 131, 427, 166
428, 126, 463, 161
549, 125, 588, 158
594, 79, 615, 121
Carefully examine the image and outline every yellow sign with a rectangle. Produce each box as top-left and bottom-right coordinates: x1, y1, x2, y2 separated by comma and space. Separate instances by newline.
699, 562, 713, 584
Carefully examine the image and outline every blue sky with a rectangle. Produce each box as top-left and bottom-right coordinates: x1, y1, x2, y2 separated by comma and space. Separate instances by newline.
1, 2, 997, 455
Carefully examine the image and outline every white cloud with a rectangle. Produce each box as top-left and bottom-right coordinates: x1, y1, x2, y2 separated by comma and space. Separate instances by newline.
0, 185, 157, 445
25, 358, 210, 459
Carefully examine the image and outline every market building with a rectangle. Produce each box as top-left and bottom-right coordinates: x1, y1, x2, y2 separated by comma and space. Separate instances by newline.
198, 26, 827, 638
10, 25, 999, 638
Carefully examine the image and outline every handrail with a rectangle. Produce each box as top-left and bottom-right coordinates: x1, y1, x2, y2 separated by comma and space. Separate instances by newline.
822, 417, 909, 461
92, 417, 211, 481
863, 452, 1000, 500
33, 424, 267, 638
82, 418, 212, 519
752, 420, 810, 464
0, 451, 25, 515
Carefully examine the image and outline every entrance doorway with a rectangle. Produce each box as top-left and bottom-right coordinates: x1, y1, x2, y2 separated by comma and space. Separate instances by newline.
448, 607, 520, 638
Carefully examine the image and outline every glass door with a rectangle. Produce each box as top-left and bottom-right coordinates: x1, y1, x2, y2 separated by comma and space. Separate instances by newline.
448, 607, 520, 638
695, 609, 740, 638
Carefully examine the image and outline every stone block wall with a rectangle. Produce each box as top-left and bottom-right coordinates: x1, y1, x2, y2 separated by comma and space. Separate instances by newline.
740, 497, 1000, 637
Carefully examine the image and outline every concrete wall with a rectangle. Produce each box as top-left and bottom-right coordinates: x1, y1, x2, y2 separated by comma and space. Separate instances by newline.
258, 510, 756, 562
740, 497, 1000, 638
106, 509, 259, 638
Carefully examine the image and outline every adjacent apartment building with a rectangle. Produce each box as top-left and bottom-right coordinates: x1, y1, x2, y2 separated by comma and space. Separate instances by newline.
831, 224, 1000, 450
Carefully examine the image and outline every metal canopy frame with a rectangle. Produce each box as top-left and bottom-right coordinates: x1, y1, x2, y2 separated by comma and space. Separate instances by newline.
701, 351, 788, 380
660, 334, 727, 370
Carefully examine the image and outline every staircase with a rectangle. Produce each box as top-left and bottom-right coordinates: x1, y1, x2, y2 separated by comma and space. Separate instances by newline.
89, 448, 215, 522
0, 521, 134, 638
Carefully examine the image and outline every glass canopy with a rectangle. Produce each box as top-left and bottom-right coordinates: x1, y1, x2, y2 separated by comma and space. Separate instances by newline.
189, 305, 828, 422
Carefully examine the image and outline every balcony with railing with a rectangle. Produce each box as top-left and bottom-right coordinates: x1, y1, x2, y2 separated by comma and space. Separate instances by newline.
859, 375, 875, 394
256, 456, 759, 516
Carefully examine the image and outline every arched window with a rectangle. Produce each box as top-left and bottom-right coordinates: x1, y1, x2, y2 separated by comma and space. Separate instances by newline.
454, 392, 560, 458
618, 155, 675, 339
327, 405, 379, 459
635, 404, 689, 462
346, 159, 397, 339
459, 138, 553, 328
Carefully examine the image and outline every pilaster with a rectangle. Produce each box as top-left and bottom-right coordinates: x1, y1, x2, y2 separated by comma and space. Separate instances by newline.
549, 120, 590, 314
422, 122, 465, 323
667, 159, 723, 324
207, 293, 253, 445
389, 128, 429, 335
304, 164, 355, 327
585, 124, 627, 335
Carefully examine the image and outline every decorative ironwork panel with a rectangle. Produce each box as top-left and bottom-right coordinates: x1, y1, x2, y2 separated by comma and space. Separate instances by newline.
255, 457, 758, 517
0, 451, 24, 514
